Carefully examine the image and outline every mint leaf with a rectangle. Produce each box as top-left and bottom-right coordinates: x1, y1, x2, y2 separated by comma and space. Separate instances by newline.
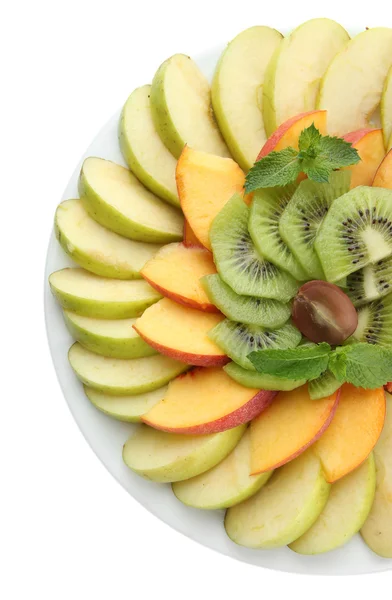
301, 159, 331, 183
247, 343, 331, 380
298, 124, 322, 154
317, 135, 361, 168
329, 343, 392, 389
245, 148, 301, 192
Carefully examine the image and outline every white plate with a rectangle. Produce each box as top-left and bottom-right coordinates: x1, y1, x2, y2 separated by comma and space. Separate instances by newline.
44, 39, 392, 576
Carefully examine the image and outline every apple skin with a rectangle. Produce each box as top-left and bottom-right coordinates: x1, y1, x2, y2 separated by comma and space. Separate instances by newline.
385, 382, 392, 393
140, 273, 218, 313
343, 128, 385, 187
133, 324, 229, 367
251, 388, 340, 475
142, 388, 276, 435
373, 148, 392, 189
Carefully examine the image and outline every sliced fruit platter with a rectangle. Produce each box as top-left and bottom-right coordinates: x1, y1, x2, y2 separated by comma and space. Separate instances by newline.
47, 18, 392, 570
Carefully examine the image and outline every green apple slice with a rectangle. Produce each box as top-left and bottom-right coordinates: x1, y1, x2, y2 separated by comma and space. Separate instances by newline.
123, 423, 245, 483
55, 198, 162, 279
382, 67, 392, 148
211, 26, 282, 170
150, 54, 230, 159
224, 361, 305, 392
263, 18, 349, 136
68, 343, 188, 395
79, 157, 184, 243
49, 268, 161, 319
361, 391, 392, 557
84, 385, 166, 422
63, 311, 156, 359
318, 27, 392, 136
290, 454, 376, 555
225, 450, 330, 549
172, 429, 272, 509
119, 85, 179, 206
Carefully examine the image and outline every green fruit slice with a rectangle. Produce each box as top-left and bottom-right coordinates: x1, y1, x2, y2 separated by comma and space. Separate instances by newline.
350, 292, 392, 347
381, 66, 392, 148
346, 256, 392, 307
49, 268, 161, 319
210, 194, 298, 302
308, 371, 341, 401
172, 429, 272, 509
208, 319, 301, 370
84, 385, 167, 422
263, 18, 349, 135
55, 198, 162, 279
290, 454, 376, 554
123, 423, 245, 483
318, 27, 392, 135
315, 187, 392, 282
224, 361, 305, 391
150, 54, 230, 159
119, 85, 179, 206
68, 342, 188, 395
211, 26, 282, 170
201, 274, 291, 328
279, 171, 351, 280
225, 450, 330, 549
79, 157, 184, 243
63, 311, 156, 359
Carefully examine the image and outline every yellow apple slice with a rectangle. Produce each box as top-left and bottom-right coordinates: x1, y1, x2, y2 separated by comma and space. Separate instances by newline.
172, 429, 273, 509
263, 18, 349, 135
49, 268, 161, 319
361, 391, 392, 557
68, 343, 188, 395
318, 27, 392, 135
382, 67, 392, 148
211, 26, 282, 170
123, 423, 245, 483
63, 311, 156, 359
55, 199, 162, 279
84, 385, 167, 422
290, 454, 376, 555
119, 85, 179, 207
225, 450, 330, 549
79, 157, 184, 243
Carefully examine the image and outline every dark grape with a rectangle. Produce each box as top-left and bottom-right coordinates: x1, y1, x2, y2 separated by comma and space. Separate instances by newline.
292, 280, 358, 345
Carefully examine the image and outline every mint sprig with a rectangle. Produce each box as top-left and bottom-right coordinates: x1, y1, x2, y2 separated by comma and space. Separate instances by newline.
247, 342, 392, 390
245, 124, 360, 192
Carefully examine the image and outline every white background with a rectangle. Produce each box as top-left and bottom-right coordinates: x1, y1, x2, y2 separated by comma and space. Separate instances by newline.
2, 0, 392, 597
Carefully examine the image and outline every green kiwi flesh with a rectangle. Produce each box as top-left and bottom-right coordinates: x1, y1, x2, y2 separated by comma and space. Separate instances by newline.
346, 256, 392, 306
201, 274, 291, 328
249, 185, 308, 281
210, 193, 299, 302
350, 291, 392, 347
208, 319, 302, 370
224, 361, 306, 391
308, 371, 341, 400
279, 172, 351, 280
315, 186, 392, 282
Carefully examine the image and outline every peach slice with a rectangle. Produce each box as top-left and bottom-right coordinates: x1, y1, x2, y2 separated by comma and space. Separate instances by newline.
256, 110, 327, 159
385, 382, 392, 393
313, 384, 386, 483
134, 298, 227, 366
183, 220, 202, 247
176, 146, 245, 250
373, 148, 392, 189
343, 129, 385, 188
142, 366, 276, 434
250, 385, 339, 474
141, 243, 218, 312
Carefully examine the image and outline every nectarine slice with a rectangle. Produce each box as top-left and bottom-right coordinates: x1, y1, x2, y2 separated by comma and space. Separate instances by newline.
183, 220, 201, 247
250, 385, 339, 474
176, 146, 245, 250
141, 243, 218, 312
344, 129, 385, 188
373, 148, 392, 189
313, 384, 386, 483
142, 367, 276, 434
134, 298, 227, 366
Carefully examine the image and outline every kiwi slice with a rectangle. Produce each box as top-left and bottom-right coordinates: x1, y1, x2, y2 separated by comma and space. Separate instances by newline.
224, 361, 305, 391
308, 371, 341, 401
350, 292, 392, 347
315, 187, 392, 282
279, 172, 351, 280
210, 194, 298, 302
208, 319, 301, 370
249, 184, 308, 281
346, 257, 392, 306
201, 274, 291, 328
